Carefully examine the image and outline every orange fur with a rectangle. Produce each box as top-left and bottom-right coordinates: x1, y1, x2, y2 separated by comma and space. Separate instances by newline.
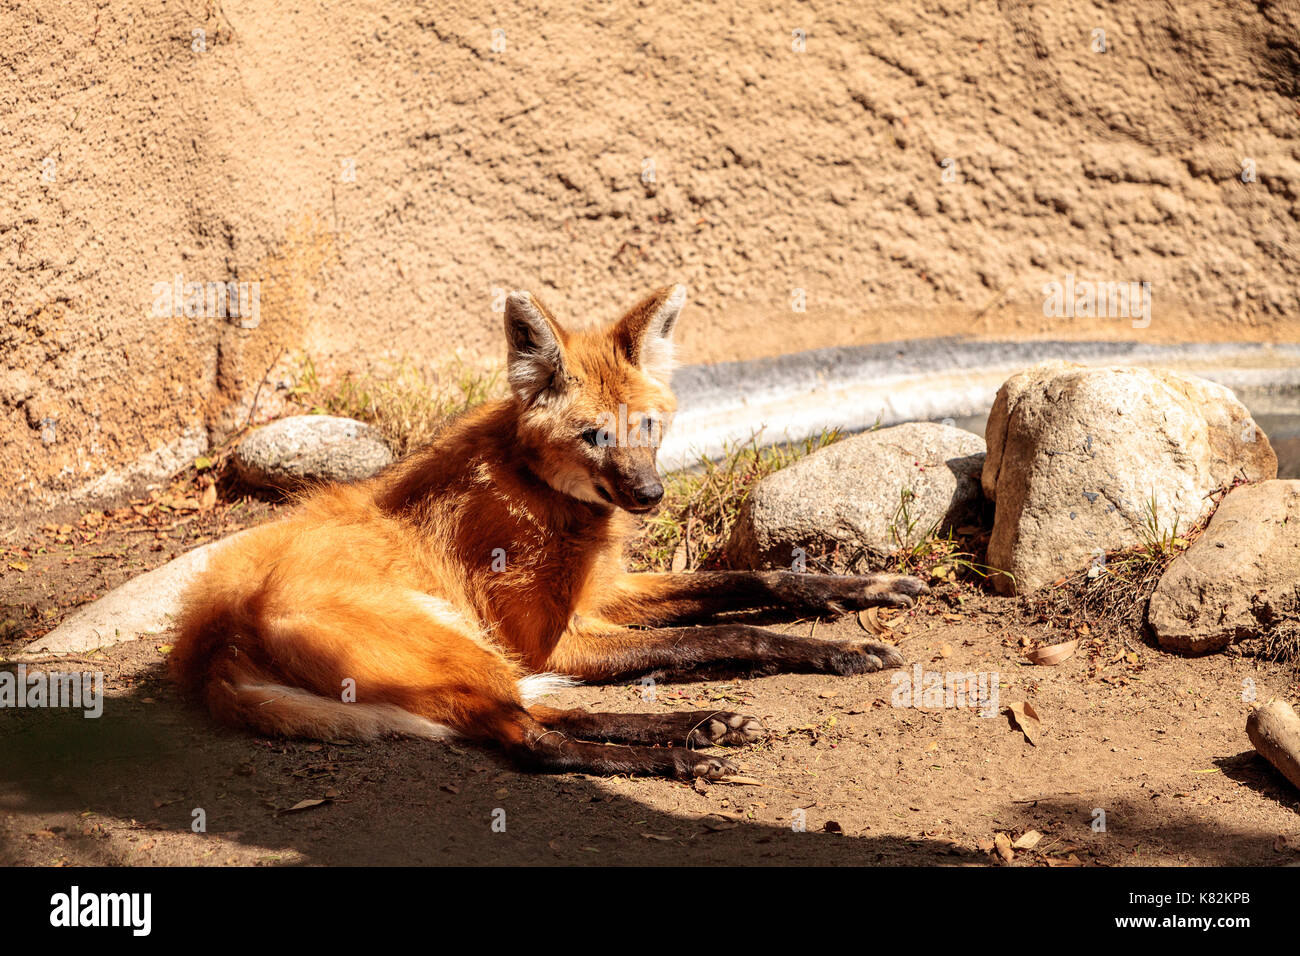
171, 286, 687, 748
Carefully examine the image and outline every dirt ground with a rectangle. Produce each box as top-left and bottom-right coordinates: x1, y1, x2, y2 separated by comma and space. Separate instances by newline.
2, 495, 1299, 867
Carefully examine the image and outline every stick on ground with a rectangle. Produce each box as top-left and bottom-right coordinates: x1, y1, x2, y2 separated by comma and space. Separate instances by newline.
1246, 700, 1300, 793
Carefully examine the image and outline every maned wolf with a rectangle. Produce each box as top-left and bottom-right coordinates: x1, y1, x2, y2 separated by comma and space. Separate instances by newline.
171, 285, 927, 779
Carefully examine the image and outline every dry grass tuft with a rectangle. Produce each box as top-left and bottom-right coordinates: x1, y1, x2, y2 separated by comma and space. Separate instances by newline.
292, 356, 504, 456
1026, 491, 1215, 648
628, 429, 842, 573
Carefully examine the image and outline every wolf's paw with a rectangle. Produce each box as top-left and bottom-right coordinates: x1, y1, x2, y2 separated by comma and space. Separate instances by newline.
680, 753, 739, 780
687, 712, 766, 748
823, 640, 906, 675
783, 572, 929, 617
860, 573, 929, 609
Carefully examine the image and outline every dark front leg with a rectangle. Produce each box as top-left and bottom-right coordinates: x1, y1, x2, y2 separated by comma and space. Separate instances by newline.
546, 621, 905, 683
595, 570, 928, 627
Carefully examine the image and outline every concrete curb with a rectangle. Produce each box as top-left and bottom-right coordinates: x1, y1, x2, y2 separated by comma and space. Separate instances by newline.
8, 530, 254, 661
660, 339, 1300, 470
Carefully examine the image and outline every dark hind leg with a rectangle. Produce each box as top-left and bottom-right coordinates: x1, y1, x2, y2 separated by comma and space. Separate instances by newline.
469, 700, 740, 779
529, 705, 765, 748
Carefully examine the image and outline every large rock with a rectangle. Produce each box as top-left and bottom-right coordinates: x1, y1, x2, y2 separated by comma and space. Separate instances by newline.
727, 422, 986, 571
235, 415, 393, 490
982, 363, 1276, 594
1149, 480, 1300, 655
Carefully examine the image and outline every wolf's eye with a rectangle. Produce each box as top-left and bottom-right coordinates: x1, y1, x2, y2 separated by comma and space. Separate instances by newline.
580, 428, 601, 447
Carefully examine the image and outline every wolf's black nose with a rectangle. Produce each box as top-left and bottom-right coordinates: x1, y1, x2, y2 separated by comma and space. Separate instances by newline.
632, 482, 664, 507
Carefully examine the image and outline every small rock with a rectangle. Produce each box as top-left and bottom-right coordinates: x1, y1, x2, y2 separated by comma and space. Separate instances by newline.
234, 415, 393, 490
1149, 480, 1300, 654
727, 422, 986, 570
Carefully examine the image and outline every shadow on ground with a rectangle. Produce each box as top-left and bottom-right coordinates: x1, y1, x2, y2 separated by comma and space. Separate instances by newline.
0, 662, 961, 865
1, 659, 1295, 866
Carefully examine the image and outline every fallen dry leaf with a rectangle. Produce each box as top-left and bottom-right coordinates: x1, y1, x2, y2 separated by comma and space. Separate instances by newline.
701, 819, 738, 832
1012, 829, 1043, 850
994, 832, 1015, 862
859, 607, 889, 635
1006, 701, 1042, 746
284, 798, 328, 813
1026, 640, 1078, 666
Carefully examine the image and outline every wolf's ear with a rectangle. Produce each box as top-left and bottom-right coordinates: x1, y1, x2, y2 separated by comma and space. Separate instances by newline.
614, 284, 686, 384
504, 291, 567, 404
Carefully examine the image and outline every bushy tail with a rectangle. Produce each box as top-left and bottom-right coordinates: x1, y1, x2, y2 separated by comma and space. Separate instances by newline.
170, 595, 448, 740
171, 584, 576, 742
210, 678, 454, 740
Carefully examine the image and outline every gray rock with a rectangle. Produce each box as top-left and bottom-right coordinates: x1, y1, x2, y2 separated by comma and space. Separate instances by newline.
235, 415, 392, 490
1149, 480, 1300, 655
982, 363, 1276, 594
11, 530, 254, 659
727, 422, 986, 571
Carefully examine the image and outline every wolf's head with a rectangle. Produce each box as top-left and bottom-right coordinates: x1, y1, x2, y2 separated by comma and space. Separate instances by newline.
503, 284, 685, 514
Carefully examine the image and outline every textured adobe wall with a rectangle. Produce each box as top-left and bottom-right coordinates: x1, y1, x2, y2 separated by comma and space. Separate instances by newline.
3, 0, 1298, 521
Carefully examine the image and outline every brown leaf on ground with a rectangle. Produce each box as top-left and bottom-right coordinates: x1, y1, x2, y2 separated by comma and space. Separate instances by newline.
859, 607, 888, 635
1026, 640, 1078, 665
1007, 701, 1042, 745
284, 798, 329, 813
994, 831, 1015, 862
1012, 829, 1043, 850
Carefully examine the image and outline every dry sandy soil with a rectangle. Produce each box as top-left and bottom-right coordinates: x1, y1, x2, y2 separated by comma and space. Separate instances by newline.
2, 495, 1298, 867
4, 0, 1299, 518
